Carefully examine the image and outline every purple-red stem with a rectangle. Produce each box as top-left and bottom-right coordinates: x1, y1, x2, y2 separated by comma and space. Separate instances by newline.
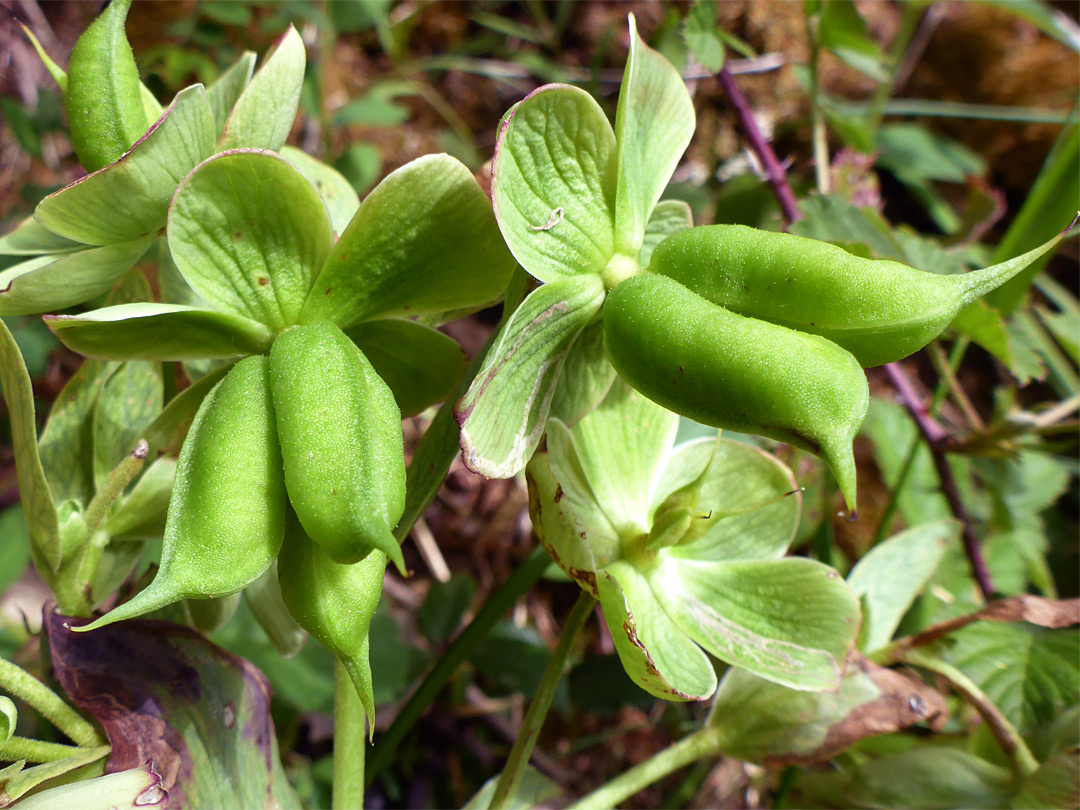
717, 67, 802, 226
884, 363, 995, 602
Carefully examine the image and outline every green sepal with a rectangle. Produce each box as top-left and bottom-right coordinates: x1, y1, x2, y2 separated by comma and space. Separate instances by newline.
0, 696, 15, 747
105, 456, 175, 540
492, 84, 617, 282
46, 303, 275, 361
207, 51, 256, 137
548, 318, 617, 427
456, 273, 606, 479
35, 84, 217, 246
91, 360, 163, 490
244, 562, 307, 658
0, 217, 82, 256
280, 146, 361, 238
639, 199, 693, 269
300, 153, 516, 327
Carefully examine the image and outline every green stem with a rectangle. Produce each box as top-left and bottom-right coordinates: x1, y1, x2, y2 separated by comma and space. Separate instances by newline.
566, 727, 722, 810
365, 546, 551, 787
866, 2, 922, 137
83, 440, 148, 536
0, 736, 85, 764
491, 591, 595, 809
805, 12, 830, 195
904, 650, 1039, 778
0, 658, 102, 748
333, 660, 366, 810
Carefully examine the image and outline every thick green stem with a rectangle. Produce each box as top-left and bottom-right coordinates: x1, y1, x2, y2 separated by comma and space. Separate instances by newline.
0, 658, 102, 748
0, 736, 84, 764
333, 660, 366, 810
491, 591, 595, 809
904, 650, 1039, 778
566, 727, 722, 810
366, 546, 551, 787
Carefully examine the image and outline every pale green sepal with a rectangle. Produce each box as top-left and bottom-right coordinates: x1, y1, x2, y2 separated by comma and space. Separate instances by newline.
345, 319, 465, 417
140, 82, 163, 125
0, 696, 15, 746
142, 363, 233, 456
219, 26, 305, 151
597, 559, 716, 701
281, 146, 361, 237
0, 217, 83, 256
34, 84, 217, 246
0, 237, 153, 316
456, 274, 606, 479
14, 761, 165, 810
639, 199, 693, 269
244, 562, 307, 658
105, 456, 175, 540
847, 519, 959, 653
549, 318, 617, 427
655, 556, 860, 691
46, 304, 275, 361
91, 360, 162, 493
168, 149, 333, 330
208, 51, 256, 136
187, 592, 242, 634
614, 15, 696, 257
0, 746, 110, 806
0, 319, 60, 570
492, 84, 618, 281
301, 153, 516, 327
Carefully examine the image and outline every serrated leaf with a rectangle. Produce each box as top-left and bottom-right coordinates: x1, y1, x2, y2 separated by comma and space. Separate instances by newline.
847, 520, 960, 653
92, 362, 163, 489
639, 199, 693, 269
847, 748, 1014, 809
345, 319, 464, 417
280, 146, 361, 237
953, 300, 1013, 367
168, 149, 332, 330
492, 84, 617, 281
0, 319, 59, 569
614, 14, 696, 257
948, 622, 1079, 735
207, 51, 256, 137
456, 274, 606, 478
0, 217, 82, 256
46, 304, 274, 361
708, 656, 946, 765
683, 0, 725, 73
219, 26, 305, 151
0, 237, 153, 317
301, 153, 516, 326
35, 84, 216, 246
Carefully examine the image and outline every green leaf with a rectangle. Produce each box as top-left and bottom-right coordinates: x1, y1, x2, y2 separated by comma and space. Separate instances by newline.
301, 154, 515, 326
13, 761, 166, 810
46, 304, 274, 361
335, 142, 382, 195
548, 318, 617, 426
709, 657, 946, 765
845, 748, 1014, 809
0, 507, 30, 593
0, 217, 82, 256
492, 84, 617, 281
683, 0, 725, 73
614, 14, 695, 258
219, 26, 305, 151
0, 319, 59, 570
817, 0, 889, 81
0, 237, 153, 316
34, 84, 217, 246
64, 0, 148, 172
598, 559, 717, 700
1011, 746, 1080, 809
168, 149, 332, 330
639, 199, 693, 269
456, 274, 606, 478
105, 456, 175, 540
953, 300, 1014, 367
48, 611, 301, 809
847, 520, 960, 653
92, 361, 163, 489
655, 556, 860, 691
981, 0, 1080, 52
331, 83, 414, 127
207, 51, 256, 137
280, 146, 361, 237
948, 622, 1079, 735
419, 574, 477, 645
345, 319, 464, 417
878, 124, 987, 185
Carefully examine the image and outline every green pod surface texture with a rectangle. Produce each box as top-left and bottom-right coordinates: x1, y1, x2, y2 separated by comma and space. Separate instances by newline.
269, 322, 407, 573
604, 274, 868, 511
650, 224, 1064, 367
78, 355, 286, 631
278, 509, 384, 730
64, 0, 149, 172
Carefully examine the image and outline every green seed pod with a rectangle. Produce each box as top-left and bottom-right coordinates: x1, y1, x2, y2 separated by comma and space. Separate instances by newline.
64, 0, 149, 172
269, 322, 407, 573
604, 274, 868, 511
77, 356, 286, 632
277, 507, 384, 730
650, 224, 1069, 367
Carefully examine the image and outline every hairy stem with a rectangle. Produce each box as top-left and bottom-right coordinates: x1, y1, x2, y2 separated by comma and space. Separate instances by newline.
332, 660, 366, 810
0, 657, 102, 748
566, 727, 722, 810
0, 736, 85, 764
491, 590, 595, 809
